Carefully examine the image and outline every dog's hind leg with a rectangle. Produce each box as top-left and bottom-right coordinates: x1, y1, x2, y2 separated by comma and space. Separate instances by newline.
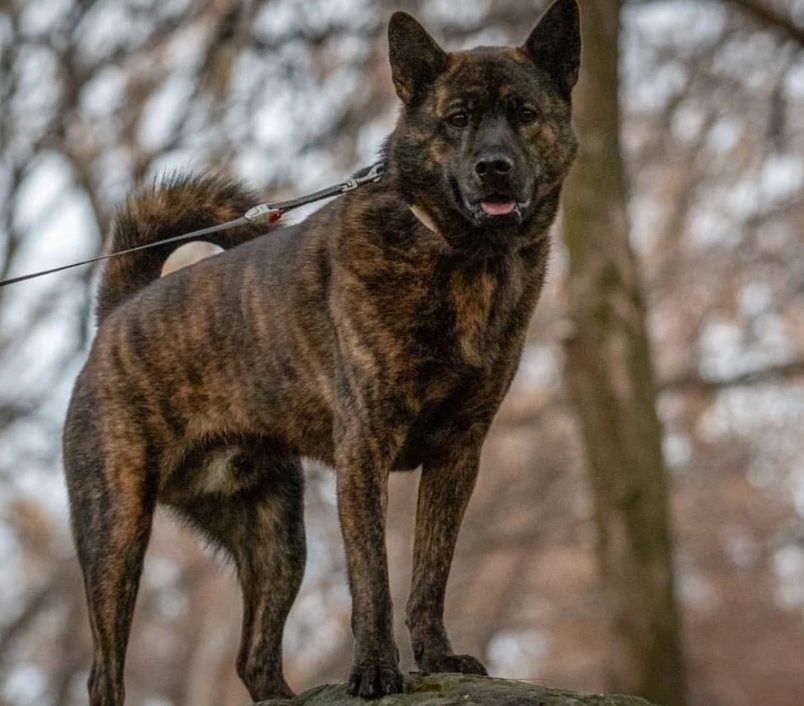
66, 444, 158, 706
172, 451, 306, 701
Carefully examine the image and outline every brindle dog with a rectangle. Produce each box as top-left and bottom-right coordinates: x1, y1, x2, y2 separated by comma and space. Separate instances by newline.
63, 1, 581, 702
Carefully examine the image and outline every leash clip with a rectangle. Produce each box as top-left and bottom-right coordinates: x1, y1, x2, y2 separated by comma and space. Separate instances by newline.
342, 162, 385, 192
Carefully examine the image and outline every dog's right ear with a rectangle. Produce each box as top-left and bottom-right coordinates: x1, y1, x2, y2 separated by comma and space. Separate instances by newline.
523, 0, 581, 97
388, 12, 448, 105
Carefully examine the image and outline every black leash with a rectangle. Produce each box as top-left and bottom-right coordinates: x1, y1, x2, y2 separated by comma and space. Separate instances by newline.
0, 162, 384, 288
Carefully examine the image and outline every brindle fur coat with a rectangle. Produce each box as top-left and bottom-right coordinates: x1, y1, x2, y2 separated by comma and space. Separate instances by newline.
63, 1, 581, 702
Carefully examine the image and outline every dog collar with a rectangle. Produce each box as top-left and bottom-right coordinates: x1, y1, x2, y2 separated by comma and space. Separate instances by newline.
410, 204, 437, 233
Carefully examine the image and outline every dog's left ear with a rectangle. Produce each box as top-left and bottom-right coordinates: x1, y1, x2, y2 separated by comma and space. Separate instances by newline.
523, 0, 582, 97
388, 12, 448, 105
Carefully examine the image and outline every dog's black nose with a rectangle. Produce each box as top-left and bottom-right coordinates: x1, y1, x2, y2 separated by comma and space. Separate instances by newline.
475, 153, 514, 179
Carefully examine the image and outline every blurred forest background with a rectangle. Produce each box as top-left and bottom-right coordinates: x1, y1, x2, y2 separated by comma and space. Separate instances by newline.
1, 0, 804, 705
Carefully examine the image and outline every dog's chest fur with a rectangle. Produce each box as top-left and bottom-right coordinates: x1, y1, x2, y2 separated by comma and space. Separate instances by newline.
335, 206, 541, 383
446, 258, 517, 367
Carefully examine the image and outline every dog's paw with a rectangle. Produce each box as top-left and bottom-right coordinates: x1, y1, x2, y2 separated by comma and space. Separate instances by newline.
246, 678, 295, 703
419, 653, 488, 677
347, 661, 404, 699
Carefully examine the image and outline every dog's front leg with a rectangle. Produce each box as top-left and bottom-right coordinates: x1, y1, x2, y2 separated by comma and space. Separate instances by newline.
406, 445, 488, 677
335, 422, 406, 699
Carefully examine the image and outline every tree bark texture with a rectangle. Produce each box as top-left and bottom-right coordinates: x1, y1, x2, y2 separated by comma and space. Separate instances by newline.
561, 1, 686, 704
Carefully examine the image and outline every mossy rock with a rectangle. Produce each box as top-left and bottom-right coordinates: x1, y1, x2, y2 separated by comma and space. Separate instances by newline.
254, 674, 658, 706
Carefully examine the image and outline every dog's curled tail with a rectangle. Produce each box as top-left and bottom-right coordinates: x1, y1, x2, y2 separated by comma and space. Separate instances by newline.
95, 175, 266, 325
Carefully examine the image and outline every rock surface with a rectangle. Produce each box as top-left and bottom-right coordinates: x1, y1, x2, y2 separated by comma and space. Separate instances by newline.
253, 674, 657, 706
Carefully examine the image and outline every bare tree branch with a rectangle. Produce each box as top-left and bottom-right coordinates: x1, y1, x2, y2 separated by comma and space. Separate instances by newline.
726, 0, 804, 46
662, 359, 804, 393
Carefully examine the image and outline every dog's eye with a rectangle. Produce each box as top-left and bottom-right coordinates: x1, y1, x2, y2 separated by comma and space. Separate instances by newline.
447, 112, 468, 128
517, 108, 539, 125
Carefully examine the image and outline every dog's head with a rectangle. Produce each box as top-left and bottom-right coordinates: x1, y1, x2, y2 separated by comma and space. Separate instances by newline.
387, 0, 581, 248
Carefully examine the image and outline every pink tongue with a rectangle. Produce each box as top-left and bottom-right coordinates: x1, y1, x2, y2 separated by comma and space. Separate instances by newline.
481, 201, 515, 216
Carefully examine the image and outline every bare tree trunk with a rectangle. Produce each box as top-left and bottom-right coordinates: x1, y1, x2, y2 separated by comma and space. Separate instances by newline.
560, 2, 686, 705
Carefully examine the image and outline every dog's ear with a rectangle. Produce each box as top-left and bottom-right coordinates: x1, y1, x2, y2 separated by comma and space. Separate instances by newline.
522, 0, 582, 97
388, 12, 448, 105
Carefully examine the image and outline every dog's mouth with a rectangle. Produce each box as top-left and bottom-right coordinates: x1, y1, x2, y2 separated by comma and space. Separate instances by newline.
465, 194, 532, 227
480, 197, 518, 217
450, 180, 530, 227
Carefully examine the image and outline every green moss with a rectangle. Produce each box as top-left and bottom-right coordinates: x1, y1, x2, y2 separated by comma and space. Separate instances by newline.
252, 674, 657, 706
